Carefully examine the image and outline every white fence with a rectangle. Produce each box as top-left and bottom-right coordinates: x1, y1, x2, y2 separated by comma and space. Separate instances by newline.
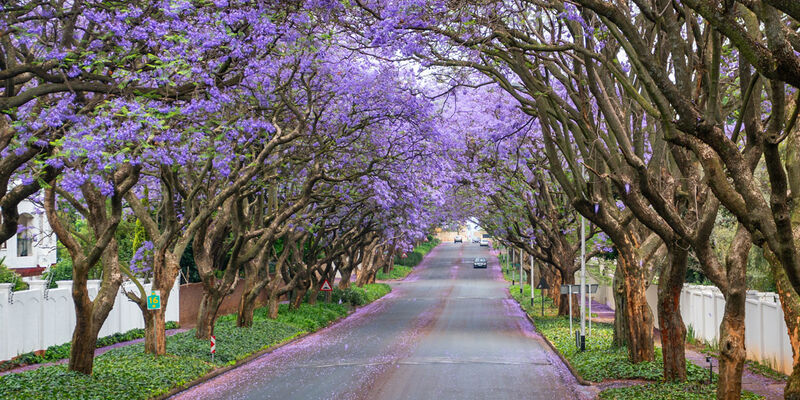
0, 279, 179, 362
593, 280, 794, 374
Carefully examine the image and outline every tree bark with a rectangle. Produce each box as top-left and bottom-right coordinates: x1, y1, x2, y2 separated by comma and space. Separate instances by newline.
617, 247, 655, 362
766, 251, 800, 399
612, 266, 628, 348
717, 226, 751, 400
195, 291, 223, 340
658, 246, 688, 381
237, 290, 258, 328
144, 307, 167, 355
267, 289, 280, 319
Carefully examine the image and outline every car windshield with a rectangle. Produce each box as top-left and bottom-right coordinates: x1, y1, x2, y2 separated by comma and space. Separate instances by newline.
475, 258, 486, 262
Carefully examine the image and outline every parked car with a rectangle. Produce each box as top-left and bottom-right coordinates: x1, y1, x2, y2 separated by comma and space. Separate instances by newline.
473, 257, 488, 268
480, 238, 489, 246
454, 235, 462, 243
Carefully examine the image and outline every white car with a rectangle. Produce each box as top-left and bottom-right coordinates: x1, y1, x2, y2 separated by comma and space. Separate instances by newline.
454, 235, 462, 243
480, 238, 489, 246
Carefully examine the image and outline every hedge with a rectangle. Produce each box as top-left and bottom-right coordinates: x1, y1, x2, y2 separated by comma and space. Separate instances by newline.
394, 238, 440, 267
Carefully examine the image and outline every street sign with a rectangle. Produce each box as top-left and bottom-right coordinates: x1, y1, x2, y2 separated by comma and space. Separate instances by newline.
559, 284, 582, 294
536, 277, 550, 290
147, 290, 161, 310
320, 280, 333, 292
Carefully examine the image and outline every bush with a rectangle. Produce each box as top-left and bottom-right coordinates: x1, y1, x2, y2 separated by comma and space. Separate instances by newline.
329, 283, 390, 306
0, 263, 27, 291
41, 262, 73, 288
395, 251, 423, 267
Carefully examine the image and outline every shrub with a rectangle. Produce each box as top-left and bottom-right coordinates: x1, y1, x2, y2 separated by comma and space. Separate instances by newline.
41, 262, 73, 288
0, 263, 27, 291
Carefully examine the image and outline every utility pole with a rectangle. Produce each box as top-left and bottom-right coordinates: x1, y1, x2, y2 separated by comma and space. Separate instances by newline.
579, 165, 586, 351
530, 251, 535, 307
519, 248, 523, 294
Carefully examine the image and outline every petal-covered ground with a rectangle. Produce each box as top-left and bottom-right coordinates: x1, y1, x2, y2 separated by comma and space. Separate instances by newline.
171, 243, 591, 400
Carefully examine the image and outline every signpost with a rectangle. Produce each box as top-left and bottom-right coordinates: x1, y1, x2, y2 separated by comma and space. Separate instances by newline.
146, 290, 161, 310
210, 335, 216, 363
587, 283, 598, 335
560, 283, 582, 347
530, 255, 535, 307
536, 277, 550, 316
321, 280, 333, 303
518, 249, 523, 295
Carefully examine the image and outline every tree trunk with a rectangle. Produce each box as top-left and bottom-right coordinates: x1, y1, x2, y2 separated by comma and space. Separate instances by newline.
144, 307, 167, 355
717, 226, 751, 400
339, 268, 352, 289
195, 291, 223, 340
767, 252, 800, 399
612, 269, 628, 348
658, 246, 688, 382
717, 291, 746, 399
292, 284, 308, 308
617, 249, 654, 362
237, 290, 258, 327
68, 288, 98, 375
558, 273, 578, 317
267, 290, 280, 319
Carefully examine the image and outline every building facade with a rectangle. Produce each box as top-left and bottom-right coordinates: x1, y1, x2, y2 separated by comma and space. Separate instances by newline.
0, 200, 57, 275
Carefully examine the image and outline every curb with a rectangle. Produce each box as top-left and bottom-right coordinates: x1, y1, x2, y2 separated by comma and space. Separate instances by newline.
512, 300, 594, 386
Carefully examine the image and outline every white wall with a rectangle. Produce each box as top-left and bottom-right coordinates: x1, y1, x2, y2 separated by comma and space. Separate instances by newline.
0, 278, 179, 362
596, 282, 794, 374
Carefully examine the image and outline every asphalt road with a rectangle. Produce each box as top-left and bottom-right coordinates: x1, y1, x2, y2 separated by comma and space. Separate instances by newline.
172, 243, 591, 400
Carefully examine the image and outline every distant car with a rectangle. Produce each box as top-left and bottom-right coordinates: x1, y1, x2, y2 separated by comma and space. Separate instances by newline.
480, 238, 489, 246
473, 257, 488, 268
472, 237, 480, 243
454, 235, 462, 243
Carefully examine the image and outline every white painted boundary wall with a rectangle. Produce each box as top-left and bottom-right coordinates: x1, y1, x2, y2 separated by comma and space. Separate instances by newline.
0, 279, 179, 362
594, 280, 794, 374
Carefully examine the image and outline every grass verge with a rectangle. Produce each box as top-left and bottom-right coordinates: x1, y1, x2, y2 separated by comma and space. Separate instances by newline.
376, 265, 412, 280
0, 321, 180, 372
505, 277, 762, 399
0, 283, 390, 400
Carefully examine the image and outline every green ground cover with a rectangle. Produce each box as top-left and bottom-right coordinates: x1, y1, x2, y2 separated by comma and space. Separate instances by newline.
0, 322, 180, 372
0, 283, 390, 400
376, 265, 412, 280
505, 277, 762, 399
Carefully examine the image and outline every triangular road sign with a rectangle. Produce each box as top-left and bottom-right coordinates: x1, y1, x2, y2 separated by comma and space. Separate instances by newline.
536, 277, 551, 290
320, 280, 333, 291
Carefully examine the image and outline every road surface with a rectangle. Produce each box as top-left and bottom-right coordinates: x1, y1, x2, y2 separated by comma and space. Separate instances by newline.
172, 243, 590, 400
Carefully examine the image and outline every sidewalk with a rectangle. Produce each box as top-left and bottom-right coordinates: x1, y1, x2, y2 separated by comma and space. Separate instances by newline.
590, 302, 785, 399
